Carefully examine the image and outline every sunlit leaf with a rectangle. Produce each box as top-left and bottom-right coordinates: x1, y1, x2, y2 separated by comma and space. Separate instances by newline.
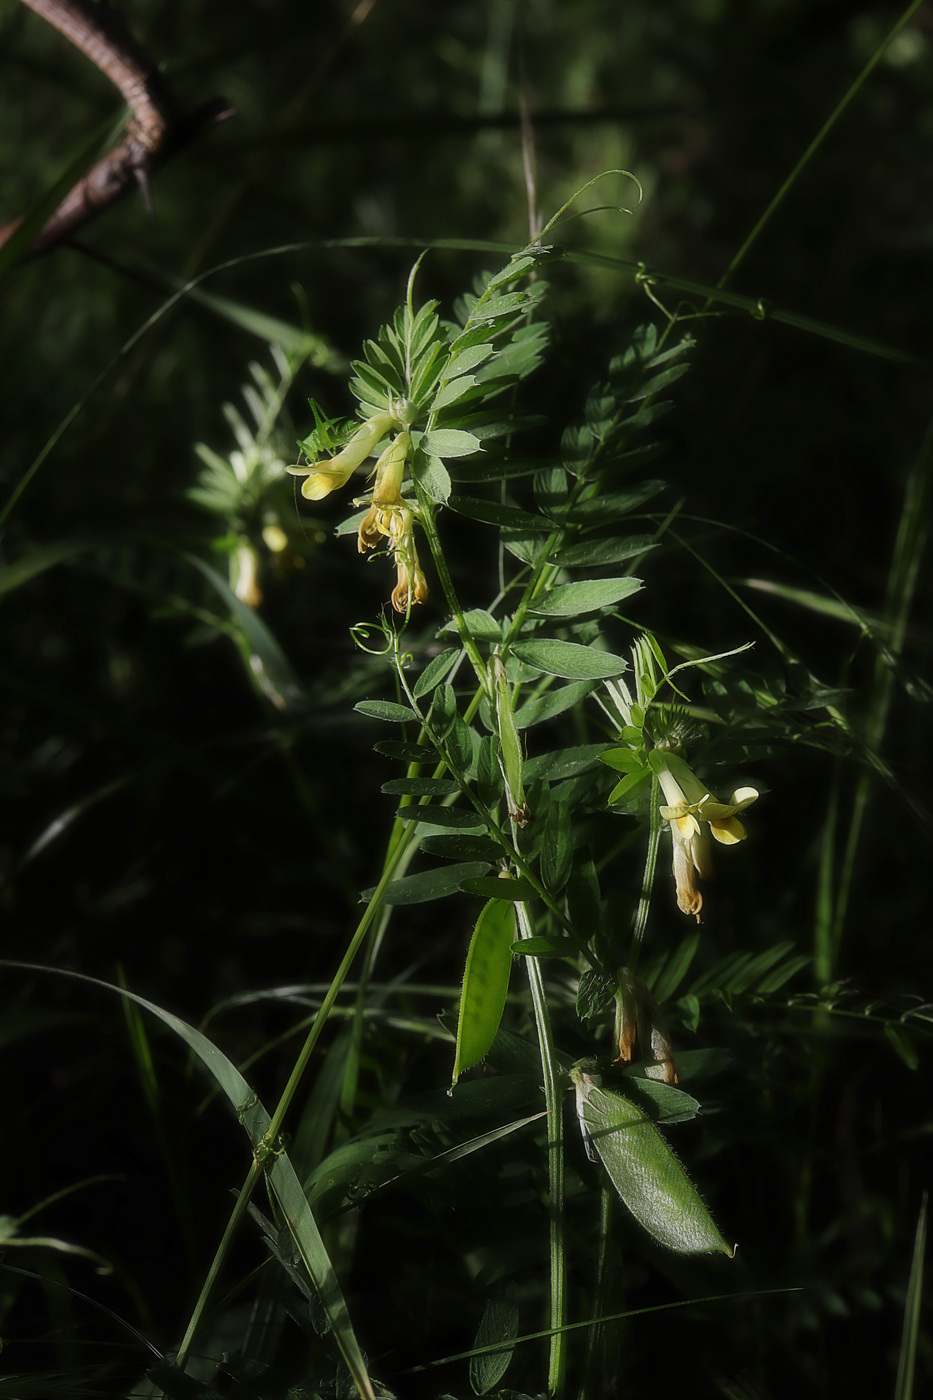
527, 577, 643, 617
571, 1065, 733, 1256
413, 647, 460, 698
421, 429, 482, 457
355, 699, 420, 724
511, 639, 628, 680
414, 450, 452, 505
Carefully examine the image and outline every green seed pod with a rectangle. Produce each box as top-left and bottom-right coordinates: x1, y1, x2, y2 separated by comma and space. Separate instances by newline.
570, 1064, 734, 1256
451, 894, 516, 1088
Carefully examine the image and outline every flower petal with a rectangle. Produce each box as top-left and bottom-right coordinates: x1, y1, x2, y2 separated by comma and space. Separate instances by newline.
690, 830, 715, 879
672, 839, 703, 921
301, 464, 356, 500
709, 816, 747, 845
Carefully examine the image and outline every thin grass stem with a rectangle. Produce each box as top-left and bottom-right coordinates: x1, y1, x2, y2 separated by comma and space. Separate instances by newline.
515, 899, 566, 1397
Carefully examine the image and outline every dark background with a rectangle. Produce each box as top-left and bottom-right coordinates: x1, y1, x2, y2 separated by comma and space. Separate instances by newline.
1, 2, 930, 1397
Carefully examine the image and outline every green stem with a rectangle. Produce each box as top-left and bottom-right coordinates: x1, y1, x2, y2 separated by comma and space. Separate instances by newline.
823, 422, 933, 977
173, 822, 421, 1376
392, 654, 584, 943
175, 1157, 263, 1369
414, 483, 490, 694
515, 900, 566, 1397
263, 823, 418, 1147
579, 1184, 615, 1400
628, 779, 662, 974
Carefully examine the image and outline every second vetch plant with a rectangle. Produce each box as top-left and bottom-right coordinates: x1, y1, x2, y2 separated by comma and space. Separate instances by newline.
260, 231, 772, 1395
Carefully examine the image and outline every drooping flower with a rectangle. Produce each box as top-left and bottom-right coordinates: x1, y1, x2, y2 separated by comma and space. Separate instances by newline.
232, 541, 262, 608
614, 967, 679, 1085
651, 750, 758, 921
356, 433, 411, 554
350, 432, 429, 612
286, 411, 397, 501
388, 506, 429, 613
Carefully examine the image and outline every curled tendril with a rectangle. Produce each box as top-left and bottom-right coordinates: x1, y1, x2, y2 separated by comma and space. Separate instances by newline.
236, 1092, 259, 1124
350, 621, 395, 656
255, 1131, 289, 1167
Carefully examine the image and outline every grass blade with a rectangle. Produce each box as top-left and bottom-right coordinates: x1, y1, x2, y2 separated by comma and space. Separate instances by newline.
2, 962, 375, 1400
894, 1193, 927, 1400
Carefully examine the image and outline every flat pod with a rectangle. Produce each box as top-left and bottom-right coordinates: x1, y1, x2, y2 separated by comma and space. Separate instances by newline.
452, 897, 516, 1087
570, 1066, 734, 1257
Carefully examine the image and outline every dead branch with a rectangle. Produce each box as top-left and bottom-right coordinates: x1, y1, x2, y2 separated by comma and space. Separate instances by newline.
0, 0, 233, 258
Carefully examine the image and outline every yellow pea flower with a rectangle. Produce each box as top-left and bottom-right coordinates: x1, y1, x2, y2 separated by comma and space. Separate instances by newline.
387, 506, 429, 613
652, 750, 758, 921
286, 411, 397, 501
357, 433, 411, 553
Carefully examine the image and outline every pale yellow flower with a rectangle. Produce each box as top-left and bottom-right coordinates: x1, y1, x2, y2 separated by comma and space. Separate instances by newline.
387, 505, 429, 613
348, 432, 429, 612
286, 411, 397, 501
653, 751, 758, 921
357, 433, 411, 554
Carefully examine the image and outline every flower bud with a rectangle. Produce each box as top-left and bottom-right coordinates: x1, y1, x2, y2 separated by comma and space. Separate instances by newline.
613, 967, 678, 1085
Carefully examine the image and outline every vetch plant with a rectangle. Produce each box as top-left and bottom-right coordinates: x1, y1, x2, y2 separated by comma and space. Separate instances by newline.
249, 229, 766, 1395
3, 9, 931, 1398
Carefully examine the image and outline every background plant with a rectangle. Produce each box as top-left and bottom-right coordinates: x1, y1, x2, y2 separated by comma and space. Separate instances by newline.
1, 2, 931, 1398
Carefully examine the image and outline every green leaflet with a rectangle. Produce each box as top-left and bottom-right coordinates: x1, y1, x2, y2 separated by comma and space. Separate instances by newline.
414, 450, 452, 504
512, 639, 628, 680
431, 374, 479, 411
552, 534, 659, 568
420, 833, 503, 862
361, 861, 491, 905
381, 777, 460, 796
439, 609, 503, 643
514, 678, 597, 729
451, 497, 554, 531
470, 1282, 519, 1394
397, 804, 484, 829
452, 897, 516, 1087
526, 577, 644, 617
355, 699, 419, 724
421, 428, 482, 457
444, 342, 495, 378
462, 876, 538, 901
494, 654, 525, 819
570, 1065, 733, 1257
374, 739, 436, 762
541, 798, 573, 893
413, 646, 460, 698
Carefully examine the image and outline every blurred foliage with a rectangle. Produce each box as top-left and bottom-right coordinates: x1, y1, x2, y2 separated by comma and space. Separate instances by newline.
1, 1, 931, 1398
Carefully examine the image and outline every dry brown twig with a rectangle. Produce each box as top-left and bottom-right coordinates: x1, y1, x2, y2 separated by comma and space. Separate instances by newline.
0, 0, 233, 258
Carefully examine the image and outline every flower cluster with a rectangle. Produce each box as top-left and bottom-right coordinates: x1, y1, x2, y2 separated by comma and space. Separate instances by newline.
287, 413, 428, 612
652, 750, 758, 921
